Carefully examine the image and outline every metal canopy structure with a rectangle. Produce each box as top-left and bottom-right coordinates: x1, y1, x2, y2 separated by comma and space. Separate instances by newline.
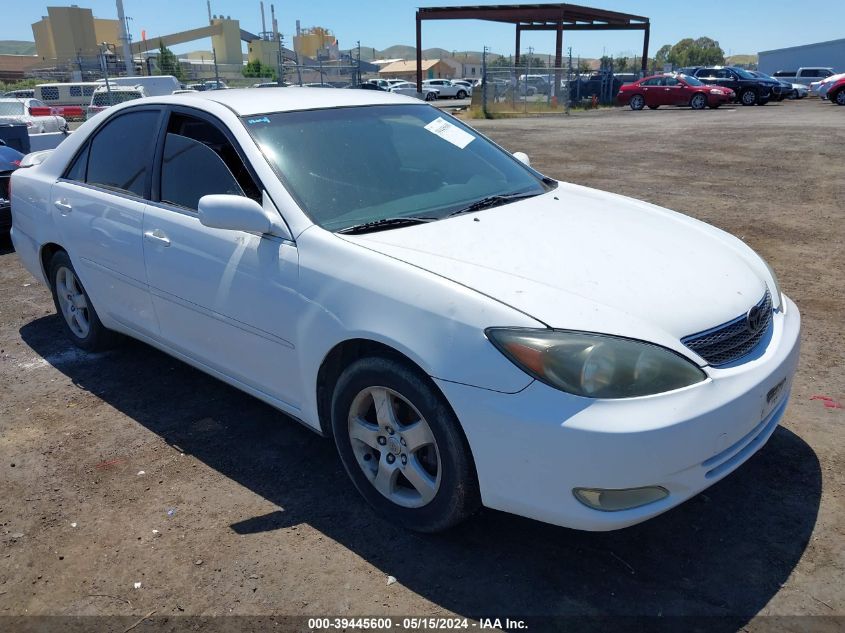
415, 3, 650, 90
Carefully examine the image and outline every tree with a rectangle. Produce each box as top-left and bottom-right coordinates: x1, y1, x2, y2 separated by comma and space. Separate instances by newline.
242, 59, 276, 80
665, 36, 725, 68
157, 41, 183, 80
489, 54, 545, 69
615, 56, 630, 72
654, 44, 672, 67
578, 60, 592, 74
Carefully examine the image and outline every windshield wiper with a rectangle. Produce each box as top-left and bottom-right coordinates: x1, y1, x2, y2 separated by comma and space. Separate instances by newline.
337, 216, 437, 235
448, 191, 542, 217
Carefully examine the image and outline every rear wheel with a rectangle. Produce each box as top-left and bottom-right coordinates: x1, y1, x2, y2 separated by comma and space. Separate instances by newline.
690, 93, 708, 110
48, 251, 118, 351
425, 91, 437, 101
629, 94, 645, 110
740, 88, 757, 106
331, 356, 480, 532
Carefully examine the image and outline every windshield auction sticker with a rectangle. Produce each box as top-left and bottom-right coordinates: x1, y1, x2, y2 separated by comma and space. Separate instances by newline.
424, 117, 475, 149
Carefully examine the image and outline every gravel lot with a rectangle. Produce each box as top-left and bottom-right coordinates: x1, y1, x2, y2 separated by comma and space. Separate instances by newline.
1, 98, 843, 630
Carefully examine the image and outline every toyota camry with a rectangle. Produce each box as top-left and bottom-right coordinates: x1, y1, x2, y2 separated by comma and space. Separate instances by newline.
10, 89, 800, 532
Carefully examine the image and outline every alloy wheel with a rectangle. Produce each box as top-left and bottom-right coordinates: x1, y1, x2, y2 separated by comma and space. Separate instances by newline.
630, 95, 645, 110
691, 93, 707, 110
55, 266, 90, 338
347, 386, 442, 508
836, 91, 845, 106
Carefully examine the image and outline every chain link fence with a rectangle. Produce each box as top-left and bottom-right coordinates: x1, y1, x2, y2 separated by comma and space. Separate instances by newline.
475, 63, 634, 116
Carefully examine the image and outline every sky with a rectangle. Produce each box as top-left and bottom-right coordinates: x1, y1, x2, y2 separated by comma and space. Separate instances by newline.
2, 0, 844, 59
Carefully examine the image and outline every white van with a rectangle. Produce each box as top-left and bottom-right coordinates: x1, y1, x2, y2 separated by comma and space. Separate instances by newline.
35, 82, 100, 106
94, 75, 180, 97
86, 85, 147, 119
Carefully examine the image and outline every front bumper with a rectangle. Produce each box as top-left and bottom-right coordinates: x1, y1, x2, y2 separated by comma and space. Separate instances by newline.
437, 295, 801, 531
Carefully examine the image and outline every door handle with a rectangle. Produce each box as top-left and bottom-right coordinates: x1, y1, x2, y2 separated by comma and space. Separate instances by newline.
54, 199, 72, 214
144, 229, 171, 247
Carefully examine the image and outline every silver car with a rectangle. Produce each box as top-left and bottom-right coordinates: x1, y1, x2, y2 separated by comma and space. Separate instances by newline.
0, 98, 67, 134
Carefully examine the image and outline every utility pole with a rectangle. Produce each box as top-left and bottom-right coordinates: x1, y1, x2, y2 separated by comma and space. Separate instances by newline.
356, 40, 361, 85
99, 42, 113, 104
482, 45, 489, 118
115, 0, 134, 76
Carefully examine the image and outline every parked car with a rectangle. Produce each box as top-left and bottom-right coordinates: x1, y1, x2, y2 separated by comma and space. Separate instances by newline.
824, 76, 845, 105
790, 83, 809, 99
10, 88, 799, 533
389, 81, 439, 101
422, 79, 471, 99
349, 83, 388, 92
95, 75, 181, 97
772, 67, 835, 86
3, 89, 35, 99
0, 140, 24, 232
518, 74, 552, 95
0, 98, 67, 133
617, 74, 733, 110
813, 72, 845, 99
86, 85, 146, 119
203, 80, 229, 90
747, 71, 795, 101
691, 66, 779, 106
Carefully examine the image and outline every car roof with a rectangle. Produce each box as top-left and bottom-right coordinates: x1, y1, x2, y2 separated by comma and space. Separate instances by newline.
138, 86, 420, 115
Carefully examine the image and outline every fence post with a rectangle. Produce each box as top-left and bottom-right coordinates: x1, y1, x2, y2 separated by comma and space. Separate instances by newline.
481, 46, 489, 118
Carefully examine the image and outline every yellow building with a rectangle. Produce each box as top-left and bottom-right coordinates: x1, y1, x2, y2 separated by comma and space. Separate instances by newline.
294, 26, 337, 60
32, 6, 120, 63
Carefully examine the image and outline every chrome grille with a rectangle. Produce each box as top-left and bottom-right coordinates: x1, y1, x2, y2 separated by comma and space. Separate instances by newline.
682, 291, 772, 366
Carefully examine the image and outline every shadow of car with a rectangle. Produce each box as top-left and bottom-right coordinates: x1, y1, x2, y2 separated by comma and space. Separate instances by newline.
17, 314, 822, 628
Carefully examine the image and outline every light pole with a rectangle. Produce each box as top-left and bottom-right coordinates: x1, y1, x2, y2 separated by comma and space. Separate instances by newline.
99, 42, 113, 104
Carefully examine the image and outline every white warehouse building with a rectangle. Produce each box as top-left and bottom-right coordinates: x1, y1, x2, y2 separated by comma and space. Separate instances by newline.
758, 38, 845, 74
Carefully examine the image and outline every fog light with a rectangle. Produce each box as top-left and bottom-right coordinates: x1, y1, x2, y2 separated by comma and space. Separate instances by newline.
573, 486, 669, 512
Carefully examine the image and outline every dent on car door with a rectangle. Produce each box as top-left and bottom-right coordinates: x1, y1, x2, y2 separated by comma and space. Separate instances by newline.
51, 108, 162, 337
141, 109, 303, 410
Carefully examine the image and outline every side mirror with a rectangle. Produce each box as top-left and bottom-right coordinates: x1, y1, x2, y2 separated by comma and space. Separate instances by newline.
198, 194, 272, 233
513, 151, 531, 167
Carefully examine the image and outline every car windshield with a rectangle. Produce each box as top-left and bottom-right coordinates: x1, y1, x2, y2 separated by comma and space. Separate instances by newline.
242, 104, 552, 231
92, 91, 142, 106
734, 68, 756, 80
679, 74, 704, 86
0, 102, 26, 116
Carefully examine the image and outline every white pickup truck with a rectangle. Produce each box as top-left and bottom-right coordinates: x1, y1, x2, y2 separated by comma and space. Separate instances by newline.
772, 67, 835, 86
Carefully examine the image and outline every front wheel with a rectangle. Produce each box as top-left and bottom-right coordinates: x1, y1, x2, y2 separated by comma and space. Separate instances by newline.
740, 89, 757, 106
629, 94, 645, 110
834, 90, 845, 106
48, 250, 118, 351
456, 90, 467, 99
331, 356, 480, 532
690, 93, 708, 110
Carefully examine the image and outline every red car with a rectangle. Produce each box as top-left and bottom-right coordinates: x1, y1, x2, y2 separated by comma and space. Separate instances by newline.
826, 77, 845, 105
617, 74, 734, 111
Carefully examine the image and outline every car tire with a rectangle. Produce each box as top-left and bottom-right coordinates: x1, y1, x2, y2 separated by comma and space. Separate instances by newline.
331, 355, 480, 533
630, 94, 645, 110
647, 105, 659, 110
740, 89, 757, 106
690, 93, 708, 110
456, 90, 467, 99
425, 92, 437, 101
834, 90, 845, 106
48, 250, 119, 352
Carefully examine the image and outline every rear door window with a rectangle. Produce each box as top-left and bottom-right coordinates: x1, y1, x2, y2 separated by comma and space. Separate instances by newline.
86, 109, 161, 197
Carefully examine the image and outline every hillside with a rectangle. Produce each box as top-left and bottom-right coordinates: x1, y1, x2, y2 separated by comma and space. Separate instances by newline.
347, 44, 496, 63
726, 54, 758, 66
0, 40, 36, 55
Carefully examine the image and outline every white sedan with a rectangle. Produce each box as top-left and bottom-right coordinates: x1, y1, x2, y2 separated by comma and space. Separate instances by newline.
10, 89, 800, 532
389, 81, 439, 101
0, 98, 67, 134
422, 79, 471, 99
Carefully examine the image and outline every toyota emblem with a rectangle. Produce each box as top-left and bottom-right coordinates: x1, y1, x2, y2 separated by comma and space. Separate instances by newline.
746, 304, 767, 334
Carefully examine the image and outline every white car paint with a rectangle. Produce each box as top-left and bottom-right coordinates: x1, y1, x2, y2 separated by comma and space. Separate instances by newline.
423, 79, 472, 98
0, 98, 67, 134
10, 88, 800, 531
389, 81, 439, 100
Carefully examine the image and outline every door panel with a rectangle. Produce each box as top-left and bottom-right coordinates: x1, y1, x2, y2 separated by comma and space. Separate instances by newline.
142, 207, 302, 408
52, 181, 159, 335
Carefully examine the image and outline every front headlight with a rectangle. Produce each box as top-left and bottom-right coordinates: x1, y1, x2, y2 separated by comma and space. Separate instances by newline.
486, 328, 706, 399
709, 89, 723, 94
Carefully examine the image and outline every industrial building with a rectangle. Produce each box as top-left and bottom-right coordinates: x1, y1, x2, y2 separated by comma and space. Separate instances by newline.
758, 38, 845, 74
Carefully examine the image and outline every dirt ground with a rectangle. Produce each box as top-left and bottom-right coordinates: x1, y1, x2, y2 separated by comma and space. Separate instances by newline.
1, 98, 843, 631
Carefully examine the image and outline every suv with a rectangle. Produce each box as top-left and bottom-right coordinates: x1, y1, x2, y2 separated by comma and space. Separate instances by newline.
691, 66, 780, 106
773, 68, 835, 86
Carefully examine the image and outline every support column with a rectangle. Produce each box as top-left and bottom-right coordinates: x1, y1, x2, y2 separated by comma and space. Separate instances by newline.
641, 22, 650, 74
416, 12, 423, 92
554, 23, 563, 98
514, 25, 521, 66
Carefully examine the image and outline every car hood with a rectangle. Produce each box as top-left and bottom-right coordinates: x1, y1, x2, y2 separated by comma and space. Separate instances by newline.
345, 183, 770, 360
